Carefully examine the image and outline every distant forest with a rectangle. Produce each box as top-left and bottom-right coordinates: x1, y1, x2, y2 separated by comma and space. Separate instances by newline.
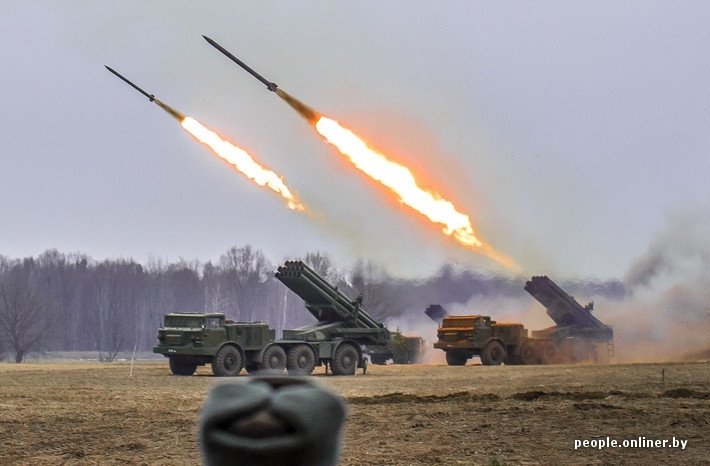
0, 247, 626, 363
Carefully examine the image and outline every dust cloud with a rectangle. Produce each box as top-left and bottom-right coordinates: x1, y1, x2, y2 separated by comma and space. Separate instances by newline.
614, 207, 710, 362
381, 208, 710, 364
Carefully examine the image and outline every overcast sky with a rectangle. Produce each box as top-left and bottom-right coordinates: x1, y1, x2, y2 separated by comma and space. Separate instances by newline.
2, 2, 709, 280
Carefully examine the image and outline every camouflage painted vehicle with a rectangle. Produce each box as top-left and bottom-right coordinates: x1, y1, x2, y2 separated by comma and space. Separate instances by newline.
153, 261, 399, 377
153, 313, 275, 376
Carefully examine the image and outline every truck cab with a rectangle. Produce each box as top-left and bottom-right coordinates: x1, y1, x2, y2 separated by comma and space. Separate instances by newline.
153, 313, 275, 376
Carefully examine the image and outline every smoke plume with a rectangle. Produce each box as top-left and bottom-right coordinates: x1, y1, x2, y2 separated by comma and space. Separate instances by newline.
615, 207, 710, 361
386, 208, 710, 364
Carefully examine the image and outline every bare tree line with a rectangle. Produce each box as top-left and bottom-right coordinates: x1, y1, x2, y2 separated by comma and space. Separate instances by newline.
0, 248, 372, 362
0, 248, 626, 363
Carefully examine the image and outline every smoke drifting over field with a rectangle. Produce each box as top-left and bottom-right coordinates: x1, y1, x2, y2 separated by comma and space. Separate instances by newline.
613, 207, 710, 362
385, 208, 710, 364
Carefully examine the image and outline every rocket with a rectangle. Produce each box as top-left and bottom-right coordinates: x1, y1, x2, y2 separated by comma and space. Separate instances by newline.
105, 66, 155, 101
104, 66, 185, 121
202, 36, 319, 123
202, 35, 278, 92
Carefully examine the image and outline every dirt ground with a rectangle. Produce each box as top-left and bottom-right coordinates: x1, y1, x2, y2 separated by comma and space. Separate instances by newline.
0, 359, 707, 465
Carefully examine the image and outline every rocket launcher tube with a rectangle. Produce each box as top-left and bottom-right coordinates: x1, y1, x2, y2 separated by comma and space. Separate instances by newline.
279, 274, 364, 326
278, 262, 358, 314
276, 261, 385, 330
524, 276, 613, 342
278, 265, 369, 326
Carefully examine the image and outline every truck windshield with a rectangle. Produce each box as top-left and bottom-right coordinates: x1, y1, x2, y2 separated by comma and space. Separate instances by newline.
164, 316, 205, 328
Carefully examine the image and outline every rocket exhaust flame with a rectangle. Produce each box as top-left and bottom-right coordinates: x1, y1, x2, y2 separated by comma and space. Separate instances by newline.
105, 66, 306, 212
202, 37, 517, 269
312, 116, 517, 269
273, 94, 518, 269
180, 117, 305, 211
153, 99, 186, 122
275, 88, 319, 124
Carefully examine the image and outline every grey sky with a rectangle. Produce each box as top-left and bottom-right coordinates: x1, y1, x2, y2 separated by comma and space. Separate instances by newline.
2, 2, 709, 280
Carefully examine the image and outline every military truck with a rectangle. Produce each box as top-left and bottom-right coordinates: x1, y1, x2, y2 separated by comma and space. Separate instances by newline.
153, 313, 275, 376
365, 332, 424, 365
154, 260, 395, 376
430, 276, 614, 366
432, 314, 530, 365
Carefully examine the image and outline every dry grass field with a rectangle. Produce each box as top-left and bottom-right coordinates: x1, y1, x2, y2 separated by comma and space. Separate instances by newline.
0, 359, 708, 465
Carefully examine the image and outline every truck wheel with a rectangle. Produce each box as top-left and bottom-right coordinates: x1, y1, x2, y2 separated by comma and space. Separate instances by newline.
520, 340, 543, 365
287, 344, 316, 375
259, 345, 287, 373
331, 343, 358, 376
445, 351, 468, 366
481, 340, 507, 366
169, 357, 197, 376
212, 345, 243, 377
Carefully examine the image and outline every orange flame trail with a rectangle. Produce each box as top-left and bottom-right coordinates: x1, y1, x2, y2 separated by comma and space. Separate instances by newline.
274, 89, 516, 269
150, 98, 305, 211
315, 117, 515, 268
179, 117, 305, 212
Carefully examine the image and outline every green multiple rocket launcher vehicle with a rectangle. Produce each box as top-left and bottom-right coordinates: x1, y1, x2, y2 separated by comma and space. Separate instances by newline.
153, 260, 401, 376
